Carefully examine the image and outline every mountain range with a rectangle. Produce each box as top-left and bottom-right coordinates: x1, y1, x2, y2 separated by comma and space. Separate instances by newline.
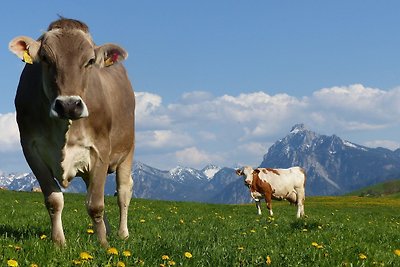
1, 124, 399, 203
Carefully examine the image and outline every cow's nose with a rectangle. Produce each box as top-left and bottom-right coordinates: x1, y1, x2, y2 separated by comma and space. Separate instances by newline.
50, 96, 89, 120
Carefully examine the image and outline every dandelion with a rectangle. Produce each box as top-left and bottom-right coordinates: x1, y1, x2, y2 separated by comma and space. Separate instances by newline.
168, 260, 176, 266
122, 250, 132, 257
160, 264, 166, 267
117, 261, 126, 267
139, 219, 146, 223
72, 259, 82, 265
238, 246, 244, 251
40, 234, 47, 240
394, 249, 400, 256
7, 259, 18, 267
86, 229, 94, 234
184, 252, 193, 259
157, 216, 162, 220
250, 229, 256, 233
107, 247, 119, 255
359, 253, 367, 260
179, 219, 184, 224
80, 251, 93, 260
162, 255, 170, 260
266, 255, 272, 265
30, 264, 38, 267
312, 242, 319, 247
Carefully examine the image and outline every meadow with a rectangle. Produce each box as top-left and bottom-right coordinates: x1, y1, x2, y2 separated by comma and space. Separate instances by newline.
0, 190, 399, 266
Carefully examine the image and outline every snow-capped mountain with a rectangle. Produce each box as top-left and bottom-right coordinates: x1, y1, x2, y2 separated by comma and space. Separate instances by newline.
260, 123, 400, 195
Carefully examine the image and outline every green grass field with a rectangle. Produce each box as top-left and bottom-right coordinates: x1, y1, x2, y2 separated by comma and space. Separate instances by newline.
0, 190, 399, 266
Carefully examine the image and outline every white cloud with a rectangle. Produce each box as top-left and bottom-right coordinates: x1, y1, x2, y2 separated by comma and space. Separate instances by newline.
363, 140, 400, 150
135, 91, 171, 129
175, 146, 222, 168
136, 130, 193, 149
0, 113, 20, 152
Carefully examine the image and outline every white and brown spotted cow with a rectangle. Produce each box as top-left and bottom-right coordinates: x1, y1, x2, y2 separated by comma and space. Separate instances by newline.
236, 166, 306, 218
9, 18, 135, 247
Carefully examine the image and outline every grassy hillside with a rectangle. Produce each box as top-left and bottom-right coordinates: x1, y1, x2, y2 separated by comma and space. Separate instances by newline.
348, 179, 400, 197
0, 190, 399, 266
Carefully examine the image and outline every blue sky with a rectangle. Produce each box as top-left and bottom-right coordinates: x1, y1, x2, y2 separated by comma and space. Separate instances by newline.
1, 1, 400, 172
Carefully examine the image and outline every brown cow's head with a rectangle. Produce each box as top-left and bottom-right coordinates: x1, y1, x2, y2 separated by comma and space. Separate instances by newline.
9, 18, 128, 120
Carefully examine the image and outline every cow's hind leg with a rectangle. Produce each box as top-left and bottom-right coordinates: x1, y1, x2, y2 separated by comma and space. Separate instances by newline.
295, 187, 305, 218
116, 150, 134, 240
265, 194, 273, 216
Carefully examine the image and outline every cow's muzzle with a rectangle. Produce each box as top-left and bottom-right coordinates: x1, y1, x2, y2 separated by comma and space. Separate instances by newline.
50, 96, 89, 120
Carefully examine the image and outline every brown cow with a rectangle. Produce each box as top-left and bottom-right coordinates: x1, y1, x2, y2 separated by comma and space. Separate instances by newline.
9, 18, 135, 247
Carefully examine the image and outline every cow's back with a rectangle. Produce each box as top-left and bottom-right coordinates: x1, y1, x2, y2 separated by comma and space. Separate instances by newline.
258, 167, 305, 195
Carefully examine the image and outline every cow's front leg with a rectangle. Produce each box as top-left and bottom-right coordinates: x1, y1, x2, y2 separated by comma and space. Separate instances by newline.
86, 163, 108, 247
116, 151, 134, 240
22, 147, 66, 246
265, 194, 273, 216
45, 191, 65, 246
255, 200, 262, 215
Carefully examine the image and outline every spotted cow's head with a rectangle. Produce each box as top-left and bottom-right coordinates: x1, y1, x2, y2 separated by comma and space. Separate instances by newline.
9, 18, 128, 120
235, 166, 255, 188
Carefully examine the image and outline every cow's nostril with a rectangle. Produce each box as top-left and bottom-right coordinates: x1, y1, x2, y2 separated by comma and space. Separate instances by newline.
54, 99, 64, 114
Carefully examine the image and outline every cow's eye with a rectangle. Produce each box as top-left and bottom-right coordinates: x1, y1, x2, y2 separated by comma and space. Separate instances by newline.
85, 58, 95, 67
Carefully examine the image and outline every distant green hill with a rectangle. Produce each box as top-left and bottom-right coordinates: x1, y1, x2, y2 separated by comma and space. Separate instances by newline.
348, 179, 400, 197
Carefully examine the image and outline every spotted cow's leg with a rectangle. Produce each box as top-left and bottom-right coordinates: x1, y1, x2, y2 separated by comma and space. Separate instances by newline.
265, 193, 273, 216
255, 200, 262, 215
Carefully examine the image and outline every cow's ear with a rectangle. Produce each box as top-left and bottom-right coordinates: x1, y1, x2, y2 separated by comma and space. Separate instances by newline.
95, 44, 128, 67
235, 169, 243, 176
9, 36, 40, 64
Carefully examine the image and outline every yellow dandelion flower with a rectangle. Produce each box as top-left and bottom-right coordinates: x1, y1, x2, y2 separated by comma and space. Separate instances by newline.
7, 259, 18, 267
266, 255, 272, 265
250, 229, 256, 233
168, 260, 176, 266
312, 242, 319, 247
122, 250, 132, 257
80, 251, 93, 260
302, 229, 308, 232
88, 223, 93, 227
140, 219, 146, 223
180, 219, 184, 224
14, 246, 22, 251
30, 264, 38, 267
117, 261, 126, 267
72, 259, 82, 265
184, 252, 193, 259
157, 216, 162, 220
107, 247, 119, 255
162, 255, 170, 260
394, 249, 400, 256
40, 234, 47, 240
317, 245, 323, 249
86, 229, 94, 234
238, 246, 244, 251
160, 264, 166, 267
359, 253, 367, 260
